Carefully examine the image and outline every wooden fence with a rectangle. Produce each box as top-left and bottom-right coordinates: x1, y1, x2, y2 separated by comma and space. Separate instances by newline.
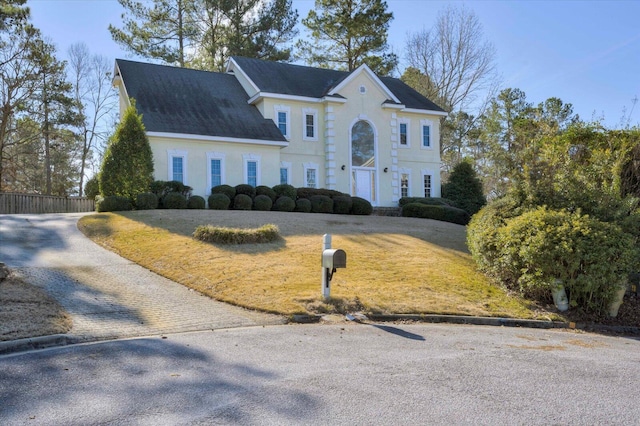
0, 192, 95, 214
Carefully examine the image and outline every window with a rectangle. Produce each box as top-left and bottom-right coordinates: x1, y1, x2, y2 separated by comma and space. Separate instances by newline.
274, 105, 290, 138
280, 161, 291, 185
303, 162, 319, 189
306, 169, 317, 188
401, 173, 410, 198
421, 119, 433, 149
167, 149, 187, 184
207, 152, 225, 190
399, 123, 408, 146
172, 157, 184, 183
423, 174, 432, 197
243, 154, 261, 187
302, 108, 318, 141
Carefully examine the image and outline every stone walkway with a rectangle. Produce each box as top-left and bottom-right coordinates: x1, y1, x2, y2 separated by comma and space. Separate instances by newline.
0, 213, 285, 343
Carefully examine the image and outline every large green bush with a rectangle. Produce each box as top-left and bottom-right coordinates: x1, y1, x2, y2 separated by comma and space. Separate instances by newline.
351, 197, 373, 215
211, 184, 236, 200
84, 175, 100, 199
208, 193, 231, 210
295, 198, 312, 213
163, 192, 188, 209
310, 195, 334, 213
256, 186, 277, 202
401, 203, 470, 225
494, 207, 636, 314
233, 194, 253, 210
150, 180, 192, 208
96, 195, 133, 212
235, 184, 256, 199
273, 184, 297, 200
187, 195, 206, 209
441, 160, 486, 215
296, 187, 347, 200
398, 197, 455, 207
99, 102, 153, 200
136, 192, 158, 210
272, 196, 295, 212
333, 196, 353, 215
253, 194, 273, 211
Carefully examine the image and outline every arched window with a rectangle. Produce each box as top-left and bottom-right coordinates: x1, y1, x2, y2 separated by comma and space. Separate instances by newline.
351, 120, 375, 168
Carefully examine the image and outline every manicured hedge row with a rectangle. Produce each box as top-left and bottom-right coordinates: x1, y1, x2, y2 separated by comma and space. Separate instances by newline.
401, 202, 470, 225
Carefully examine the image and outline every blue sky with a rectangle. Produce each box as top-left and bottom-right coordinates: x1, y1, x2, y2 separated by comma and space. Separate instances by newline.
27, 0, 640, 128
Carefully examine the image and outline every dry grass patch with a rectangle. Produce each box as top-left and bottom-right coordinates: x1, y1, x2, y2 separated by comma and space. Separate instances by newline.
0, 274, 71, 341
78, 210, 547, 318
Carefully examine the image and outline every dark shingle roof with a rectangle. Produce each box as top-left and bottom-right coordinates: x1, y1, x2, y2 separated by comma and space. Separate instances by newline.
231, 56, 445, 113
115, 59, 287, 142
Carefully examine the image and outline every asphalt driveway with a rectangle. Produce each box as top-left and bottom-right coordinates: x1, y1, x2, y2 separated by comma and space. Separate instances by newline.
0, 213, 284, 343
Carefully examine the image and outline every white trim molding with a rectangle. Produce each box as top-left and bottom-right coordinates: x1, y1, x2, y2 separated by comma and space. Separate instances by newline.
303, 162, 319, 188
147, 131, 288, 147
302, 107, 319, 141
398, 117, 411, 148
167, 149, 188, 184
279, 161, 292, 185
243, 153, 261, 187
274, 104, 291, 139
420, 119, 434, 150
206, 151, 226, 190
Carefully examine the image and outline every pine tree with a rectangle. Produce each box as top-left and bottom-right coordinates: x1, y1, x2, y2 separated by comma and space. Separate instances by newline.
296, 0, 397, 76
99, 102, 154, 200
441, 160, 486, 215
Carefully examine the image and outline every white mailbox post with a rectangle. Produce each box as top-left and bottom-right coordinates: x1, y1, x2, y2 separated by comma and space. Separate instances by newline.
321, 234, 346, 299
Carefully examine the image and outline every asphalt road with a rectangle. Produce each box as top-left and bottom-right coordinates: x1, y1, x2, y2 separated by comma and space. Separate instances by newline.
1, 323, 639, 425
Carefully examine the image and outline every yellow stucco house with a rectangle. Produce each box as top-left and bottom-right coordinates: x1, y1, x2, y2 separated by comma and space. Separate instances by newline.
113, 57, 446, 207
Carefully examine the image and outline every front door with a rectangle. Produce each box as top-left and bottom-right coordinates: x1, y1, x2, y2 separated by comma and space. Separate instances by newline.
351, 120, 376, 204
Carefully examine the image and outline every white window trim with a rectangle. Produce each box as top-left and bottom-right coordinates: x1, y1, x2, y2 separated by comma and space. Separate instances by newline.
243, 153, 261, 187
206, 151, 226, 191
398, 118, 411, 148
420, 119, 434, 150
399, 167, 411, 198
421, 169, 434, 197
303, 162, 319, 188
302, 108, 318, 141
167, 149, 188, 184
280, 161, 292, 185
274, 104, 291, 139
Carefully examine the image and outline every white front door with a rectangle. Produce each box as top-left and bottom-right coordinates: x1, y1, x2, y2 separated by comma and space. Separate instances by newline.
354, 169, 372, 201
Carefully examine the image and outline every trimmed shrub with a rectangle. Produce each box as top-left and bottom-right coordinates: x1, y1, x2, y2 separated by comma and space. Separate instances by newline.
496, 207, 636, 314
295, 198, 312, 213
256, 185, 277, 202
272, 196, 295, 212
296, 187, 347, 200
150, 180, 192, 208
136, 192, 158, 210
235, 184, 256, 199
96, 195, 133, 212
211, 184, 236, 200
401, 203, 470, 225
193, 224, 280, 244
273, 184, 297, 200
310, 195, 334, 213
253, 194, 273, 211
163, 192, 188, 209
399, 197, 454, 207
233, 194, 253, 210
208, 193, 231, 210
333, 196, 353, 215
441, 160, 486, 215
351, 197, 373, 215
187, 195, 206, 209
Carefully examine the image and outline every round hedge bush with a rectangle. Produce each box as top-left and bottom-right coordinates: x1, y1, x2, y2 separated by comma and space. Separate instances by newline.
333, 196, 353, 215
96, 195, 133, 212
310, 195, 334, 213
256, 185, 277, 202
136, 192, 158, 210
351, 197, 373, 215
295, 198, 312, 213
253, 194, 273, 211
211, 184, 236, 200
233, 194, 253, 210
235, 184, 256, 199
273, 184, 297, 200
208, 193, 230, 210
272, 196, 295, 212
163, 192, 188, 209
187, 195, 206, 209
401, 203, 470, 225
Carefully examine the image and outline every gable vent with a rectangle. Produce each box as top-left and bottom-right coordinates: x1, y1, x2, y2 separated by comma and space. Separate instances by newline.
359, 85, 366, 94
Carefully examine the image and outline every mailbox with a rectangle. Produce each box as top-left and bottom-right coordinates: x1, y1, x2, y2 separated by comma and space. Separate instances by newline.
322, 249, 347, 269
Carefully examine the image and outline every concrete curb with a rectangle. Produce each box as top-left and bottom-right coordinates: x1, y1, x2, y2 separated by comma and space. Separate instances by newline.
0, 334, 79, 356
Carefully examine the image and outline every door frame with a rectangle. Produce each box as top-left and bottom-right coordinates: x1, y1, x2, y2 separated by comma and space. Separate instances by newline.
349, 117, 379, 206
